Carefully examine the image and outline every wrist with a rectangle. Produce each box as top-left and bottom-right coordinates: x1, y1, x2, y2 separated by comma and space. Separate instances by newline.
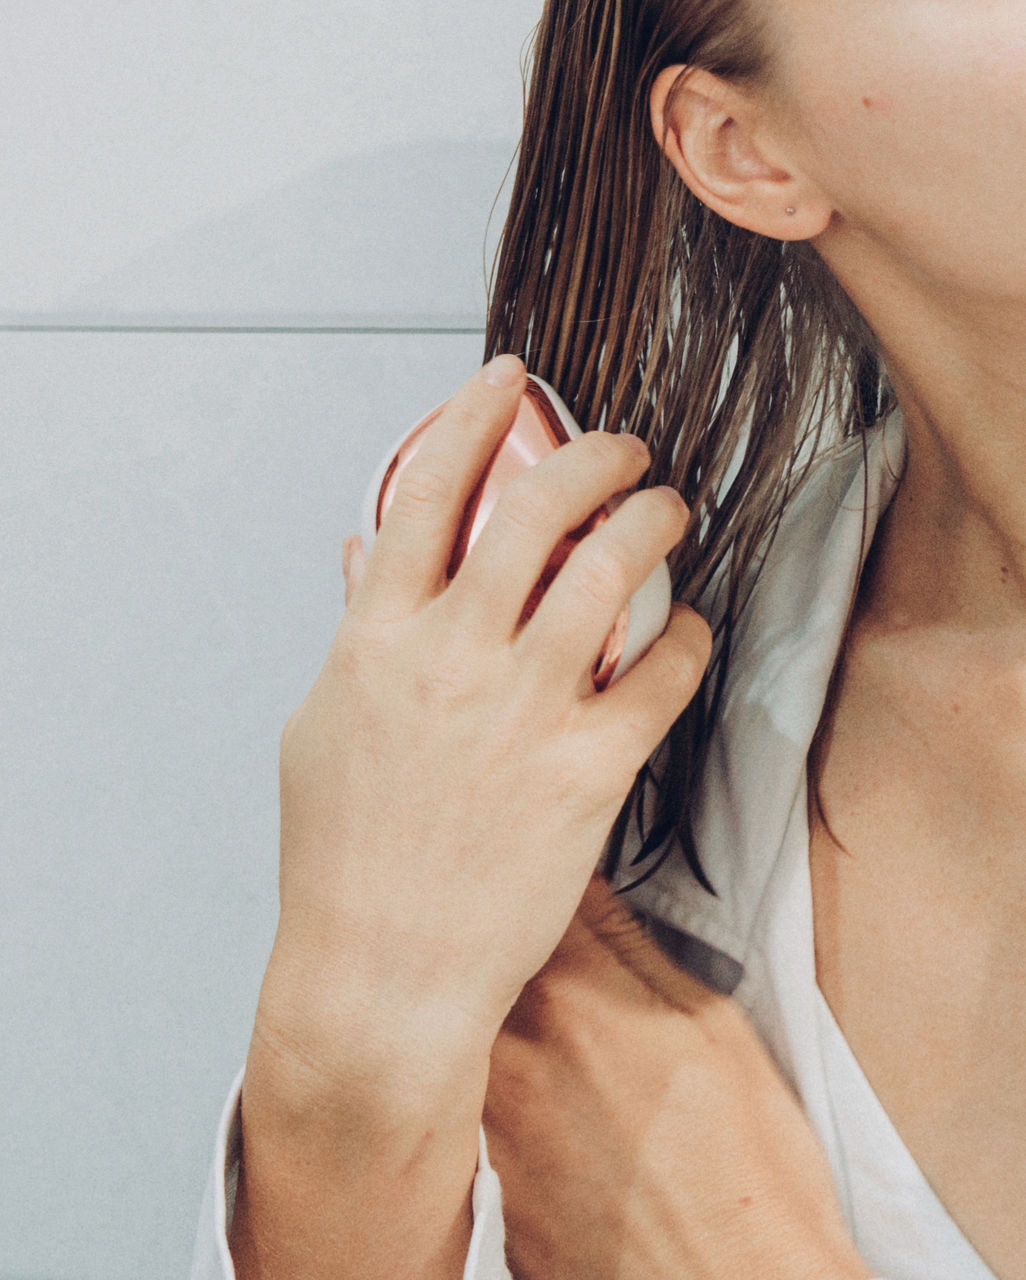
231, 932, 494, 1280
234, 974, 487, 1280
249, 925, 497, 1135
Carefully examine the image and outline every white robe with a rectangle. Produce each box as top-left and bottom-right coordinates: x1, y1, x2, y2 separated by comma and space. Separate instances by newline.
190, 408, 995, 1280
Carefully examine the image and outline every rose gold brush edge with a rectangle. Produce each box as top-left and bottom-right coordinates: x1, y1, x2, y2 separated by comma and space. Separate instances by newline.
374, 376, 630, 691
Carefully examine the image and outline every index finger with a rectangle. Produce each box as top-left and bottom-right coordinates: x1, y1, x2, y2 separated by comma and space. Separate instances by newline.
355, 355, 527, 619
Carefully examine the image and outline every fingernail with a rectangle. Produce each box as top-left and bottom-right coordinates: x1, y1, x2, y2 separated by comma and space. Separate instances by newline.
654, 485, 688, 510
482, 354, 524, 387
621, 433, 650, 458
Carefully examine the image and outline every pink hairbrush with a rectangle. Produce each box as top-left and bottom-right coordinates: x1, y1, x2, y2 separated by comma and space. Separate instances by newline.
361, 373, 672, 690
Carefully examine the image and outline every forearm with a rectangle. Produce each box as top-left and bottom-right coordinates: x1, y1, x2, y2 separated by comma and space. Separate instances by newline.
222, 347, 709, 1276
484, 879, 875, 1280
229, 946, 494, 1280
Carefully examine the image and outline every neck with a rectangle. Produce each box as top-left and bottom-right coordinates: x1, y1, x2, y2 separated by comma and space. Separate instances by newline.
823, 238, 1026, 631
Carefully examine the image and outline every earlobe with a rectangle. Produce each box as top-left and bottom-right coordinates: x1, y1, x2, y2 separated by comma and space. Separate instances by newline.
649, 64, 830, 242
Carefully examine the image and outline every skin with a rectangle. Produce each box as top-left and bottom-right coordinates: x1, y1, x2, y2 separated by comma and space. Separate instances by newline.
480, 1, 1026, 1275
484, 878, 871, 1280
752, 5, 1026, 1274
230, 2, 1026, 1276
787, 14, 1026, 1271
229, 358, 719, 1278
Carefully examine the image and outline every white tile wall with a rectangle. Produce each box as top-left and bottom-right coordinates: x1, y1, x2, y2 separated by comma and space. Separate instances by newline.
0, 0, 539, 324
2, 3, 543, 1276
1, 330, 488, 1279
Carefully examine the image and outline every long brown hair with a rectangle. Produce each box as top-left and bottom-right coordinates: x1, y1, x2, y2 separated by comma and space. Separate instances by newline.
483, 0, 893, 892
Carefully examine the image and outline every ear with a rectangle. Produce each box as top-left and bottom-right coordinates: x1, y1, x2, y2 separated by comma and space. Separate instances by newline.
649, 64, 831, 242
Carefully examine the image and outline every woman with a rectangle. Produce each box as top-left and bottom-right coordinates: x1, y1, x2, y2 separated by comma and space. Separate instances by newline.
192, 0, 1026, 1276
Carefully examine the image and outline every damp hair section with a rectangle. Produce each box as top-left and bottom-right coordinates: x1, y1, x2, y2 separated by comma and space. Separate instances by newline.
481, 0, 893, 892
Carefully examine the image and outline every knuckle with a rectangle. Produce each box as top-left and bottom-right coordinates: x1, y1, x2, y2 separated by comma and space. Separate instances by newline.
572, 541, 632, 607
446, 393, 510, 439
496, 475, 554, 536
576, 431, 647, 483
391, 464, 453, 519
581, 429, 630, 464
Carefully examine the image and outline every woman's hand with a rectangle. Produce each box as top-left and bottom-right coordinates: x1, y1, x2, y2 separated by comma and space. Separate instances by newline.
230, 355, 711, 1279
264, 354, 711, 1065
484, 876, 874, 1280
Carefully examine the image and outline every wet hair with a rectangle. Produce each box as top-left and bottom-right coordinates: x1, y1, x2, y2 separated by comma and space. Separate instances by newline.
482, 0, 893, 892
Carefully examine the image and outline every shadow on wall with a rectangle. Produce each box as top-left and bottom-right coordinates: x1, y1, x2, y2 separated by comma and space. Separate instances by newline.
54, 137, 520, 328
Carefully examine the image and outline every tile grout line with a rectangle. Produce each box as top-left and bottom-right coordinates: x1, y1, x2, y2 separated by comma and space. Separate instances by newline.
0, 325, 487, 336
